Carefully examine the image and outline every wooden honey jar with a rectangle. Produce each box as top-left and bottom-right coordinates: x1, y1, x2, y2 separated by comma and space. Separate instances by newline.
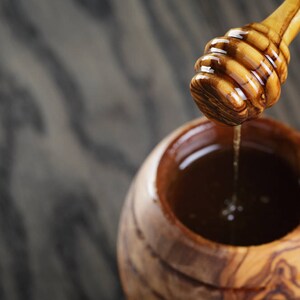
118, 117, 300, 299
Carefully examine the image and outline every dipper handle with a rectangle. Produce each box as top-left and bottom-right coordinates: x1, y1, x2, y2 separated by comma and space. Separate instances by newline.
190, 0, 300, 126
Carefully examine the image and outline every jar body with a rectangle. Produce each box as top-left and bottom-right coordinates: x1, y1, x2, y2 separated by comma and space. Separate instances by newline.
117, 117, 300, 300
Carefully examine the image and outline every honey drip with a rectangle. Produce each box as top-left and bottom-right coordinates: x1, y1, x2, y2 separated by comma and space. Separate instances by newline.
233, 125, 241, 201
221, 125, 243, 230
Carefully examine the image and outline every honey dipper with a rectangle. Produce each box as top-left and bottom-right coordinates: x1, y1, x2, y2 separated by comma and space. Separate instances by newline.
190, 0, 300, 126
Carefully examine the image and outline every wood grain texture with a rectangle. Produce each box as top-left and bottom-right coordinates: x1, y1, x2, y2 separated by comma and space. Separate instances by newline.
118, 117, 300, 299
190, 0, 300, 125
0, 0, 297, 300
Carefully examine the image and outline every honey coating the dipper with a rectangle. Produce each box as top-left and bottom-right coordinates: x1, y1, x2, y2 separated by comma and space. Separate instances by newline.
190, 0, 300, 126
190, 24, 289, 125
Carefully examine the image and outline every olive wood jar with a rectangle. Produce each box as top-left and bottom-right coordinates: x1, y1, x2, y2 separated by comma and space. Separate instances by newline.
118, 117, 300, 299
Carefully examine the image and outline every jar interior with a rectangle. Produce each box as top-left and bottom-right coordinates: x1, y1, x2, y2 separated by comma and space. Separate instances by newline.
157, 118, 300, 246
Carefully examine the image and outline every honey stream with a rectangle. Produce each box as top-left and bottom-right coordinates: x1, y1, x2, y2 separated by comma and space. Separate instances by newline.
233, 125, 242, 205
221, 125, 243, 241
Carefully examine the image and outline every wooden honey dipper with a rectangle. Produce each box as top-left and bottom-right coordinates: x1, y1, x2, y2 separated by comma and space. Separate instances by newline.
190, 0, 300, 126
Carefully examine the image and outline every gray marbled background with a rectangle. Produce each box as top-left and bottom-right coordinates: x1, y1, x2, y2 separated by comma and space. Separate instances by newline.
0, 0, 298, 299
